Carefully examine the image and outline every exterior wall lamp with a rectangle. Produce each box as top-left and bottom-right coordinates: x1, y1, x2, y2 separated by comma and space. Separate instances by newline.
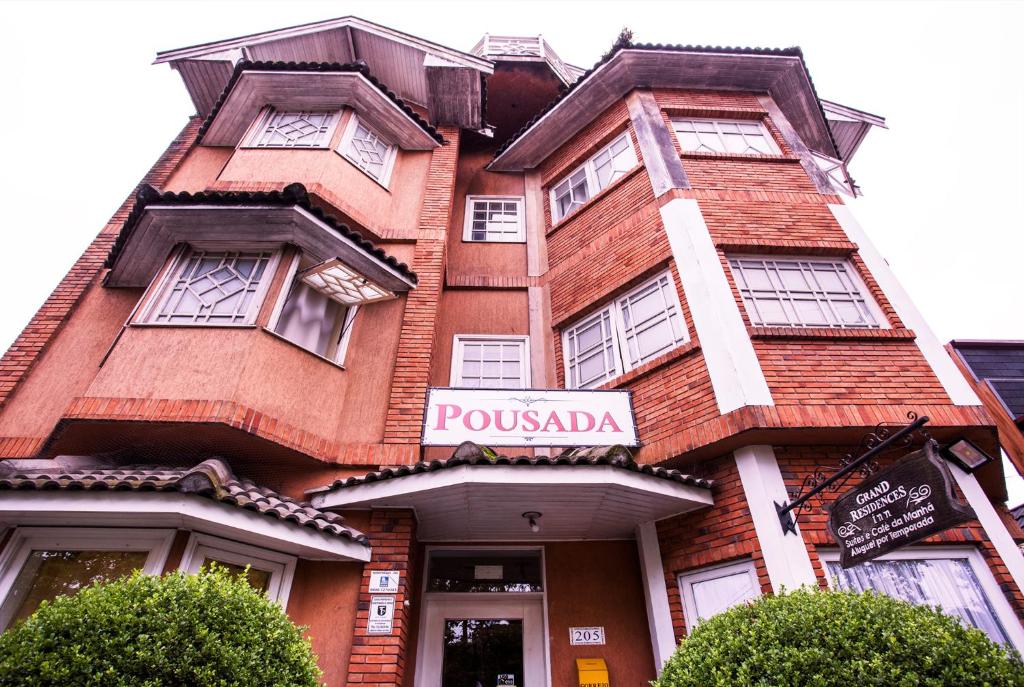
941, 438, 996, 473
522, 511, 542, 533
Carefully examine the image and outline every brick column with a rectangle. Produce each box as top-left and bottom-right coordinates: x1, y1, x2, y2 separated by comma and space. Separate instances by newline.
347, 510, 418, 687
383, 127, 460, 447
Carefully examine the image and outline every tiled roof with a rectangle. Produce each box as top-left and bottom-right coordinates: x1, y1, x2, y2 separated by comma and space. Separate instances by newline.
104, 182, 417, 285
310, 441, 713, 493
0, 458, 369, 546
492, 38, 839, 162
197, 59, 443, 144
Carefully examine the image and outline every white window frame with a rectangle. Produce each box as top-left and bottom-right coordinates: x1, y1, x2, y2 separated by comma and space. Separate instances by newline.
670, 117, 781, 155
727, 254, 889, 330
819, 546, 1024, 652
450, 335, 532, 389
561, 271, 689, 389
242, 107, 341, 149
0, 527, 175, 629
677, 559, 760, 632
338, 112, 398, 187
549, 131, 639, 224
463, 196, 526, 243
140, 245, 283, 327
179, 533, 296, 607
266, 252, 360, 366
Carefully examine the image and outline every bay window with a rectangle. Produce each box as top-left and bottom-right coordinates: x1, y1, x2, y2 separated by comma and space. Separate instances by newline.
550, 131, 638, 222
271, 255, 358, 364
562, 271, 688, 389
179, 534, 296, 606
727, 256, 885, 329
671, 117, 780, 155
340, 113, 397, 185
245, 109, 340, 149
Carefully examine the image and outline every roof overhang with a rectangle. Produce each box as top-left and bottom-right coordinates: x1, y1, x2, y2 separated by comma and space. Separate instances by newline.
155, 16, 493, 128
0, 491, 370, 561
201, 69, 440, 149
821, 99, 887, 162
311, 464, 713, 541
106, 201, 417, 293
489, 48, 839, 171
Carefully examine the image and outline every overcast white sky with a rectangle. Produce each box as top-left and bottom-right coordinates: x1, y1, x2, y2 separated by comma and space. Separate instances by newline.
1, 1, 1022, 499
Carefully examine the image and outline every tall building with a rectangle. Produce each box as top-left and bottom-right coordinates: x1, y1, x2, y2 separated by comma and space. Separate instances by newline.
1, 16, 1022, 686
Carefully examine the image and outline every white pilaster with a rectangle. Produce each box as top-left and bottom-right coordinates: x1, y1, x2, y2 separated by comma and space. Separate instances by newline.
828, 204, 981, 406
734, 445, 817, 593
636, 520, 677, 671
660, 198, 774, 413
949, 463, 1024, 598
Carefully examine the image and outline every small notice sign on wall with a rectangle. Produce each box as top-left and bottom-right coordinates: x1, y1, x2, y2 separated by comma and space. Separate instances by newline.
367, 596, 395, 634
368, 570, 400, 593
569, 626, 606, 645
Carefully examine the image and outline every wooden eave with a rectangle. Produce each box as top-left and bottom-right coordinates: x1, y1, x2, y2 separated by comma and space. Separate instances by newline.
105, 205, 417, 293
821, 99, 887, 162
200, 70, 440, 149
489, 49, 840, 171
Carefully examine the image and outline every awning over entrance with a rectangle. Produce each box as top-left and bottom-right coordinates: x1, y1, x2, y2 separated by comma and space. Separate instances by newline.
309, 443, 714, 540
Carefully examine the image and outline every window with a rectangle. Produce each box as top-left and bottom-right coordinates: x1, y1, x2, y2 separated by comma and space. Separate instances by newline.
340, 114, 397, 185
562, 272, 688, 389
246, 109, 340, 148
451, 336, 530, 389
144, 248, 278, 326
179, 534, 296, 606
678, 560, 760, 631
0, 528, 174, 629
550, 132, 638, 222
822, 548, 1023, 648
728, 256, 885, 329
270, 254, 358, 364
671, 118, 780, 155
463, 196, 525, 243
426, 549, 543, 593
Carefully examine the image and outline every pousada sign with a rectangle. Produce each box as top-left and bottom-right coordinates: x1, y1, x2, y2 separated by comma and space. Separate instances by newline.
421, 388, 639, 447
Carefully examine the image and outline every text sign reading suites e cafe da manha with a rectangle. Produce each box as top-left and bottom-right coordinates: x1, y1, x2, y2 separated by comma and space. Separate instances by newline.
421, 388, 639, 447
828, 442, 975, 569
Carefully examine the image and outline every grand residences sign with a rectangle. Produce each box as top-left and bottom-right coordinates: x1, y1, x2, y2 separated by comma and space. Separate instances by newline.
421, 388, 639, 447
827, 442, 975, 568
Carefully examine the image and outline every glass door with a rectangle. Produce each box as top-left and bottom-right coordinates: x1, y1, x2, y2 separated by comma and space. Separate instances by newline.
442, 618, 524, 687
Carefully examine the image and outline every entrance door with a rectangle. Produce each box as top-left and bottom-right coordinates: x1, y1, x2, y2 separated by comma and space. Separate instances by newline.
415, 549, 548, 687
418, 596, 546, 687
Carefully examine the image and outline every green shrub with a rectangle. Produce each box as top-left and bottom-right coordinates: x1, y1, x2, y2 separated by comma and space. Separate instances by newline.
655, 587, 1024, 687
0, 566, 322, 687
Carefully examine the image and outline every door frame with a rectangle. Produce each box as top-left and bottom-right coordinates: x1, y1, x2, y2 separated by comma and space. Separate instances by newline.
414, 545, 551, 687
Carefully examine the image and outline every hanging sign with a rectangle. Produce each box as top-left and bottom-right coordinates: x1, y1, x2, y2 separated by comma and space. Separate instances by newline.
367, 596, 395, 634
368, 570, 400, 593
828, 442, 975, 569
570, 626, 606, 645
421, 388, 638, 447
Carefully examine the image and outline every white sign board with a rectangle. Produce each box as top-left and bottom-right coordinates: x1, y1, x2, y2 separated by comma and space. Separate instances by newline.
368, 596, 396, 634
368, 570, 400, 593
569, 626, 606, 645
422, 388, 638, 447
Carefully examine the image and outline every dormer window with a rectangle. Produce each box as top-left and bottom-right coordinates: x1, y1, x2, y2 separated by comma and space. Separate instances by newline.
246, 109, 340, 149
550, 131, 638, 223
142, 248, 279, 326
671, 118, 780, 155
340, 114, 397, 186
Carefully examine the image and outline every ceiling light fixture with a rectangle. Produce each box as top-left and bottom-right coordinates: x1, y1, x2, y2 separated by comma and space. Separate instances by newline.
522, 511, 542, 534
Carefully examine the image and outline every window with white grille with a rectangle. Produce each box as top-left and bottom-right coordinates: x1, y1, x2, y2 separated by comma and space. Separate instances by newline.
671, 118, 780, 155
562, 272, 688, 389
271, 255, 357, 364
145, 249, 276, 325
451, 336, 530, 388
340, 114, 397, 185
550, 132, 639, 222
247, 109, 339, 148
463, 196, 525, 242
677, 560, 760, 631
728, 256, 884, 329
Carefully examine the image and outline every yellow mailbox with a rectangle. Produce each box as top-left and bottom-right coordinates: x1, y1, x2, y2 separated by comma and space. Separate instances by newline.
576, 657, 610, 687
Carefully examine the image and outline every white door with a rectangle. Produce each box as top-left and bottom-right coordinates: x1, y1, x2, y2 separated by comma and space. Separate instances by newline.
415, 594, 546, 687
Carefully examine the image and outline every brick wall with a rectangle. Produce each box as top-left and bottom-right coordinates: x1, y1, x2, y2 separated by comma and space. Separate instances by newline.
539, 99, 630, 185
0, 117, 202, 410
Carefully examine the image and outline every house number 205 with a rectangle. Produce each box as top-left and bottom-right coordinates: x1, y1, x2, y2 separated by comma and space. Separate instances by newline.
569, 626, 606, 645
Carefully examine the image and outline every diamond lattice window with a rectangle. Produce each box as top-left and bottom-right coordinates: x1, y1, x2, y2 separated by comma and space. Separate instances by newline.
671, 118, 780, 155
341, 115, 397, 184
551, 132, 638, 222
464, 197, 525, 242
300, 258, 397, 306
147, 250, 274, 325
249, 110, 339, 148
727, 256, 883, 329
